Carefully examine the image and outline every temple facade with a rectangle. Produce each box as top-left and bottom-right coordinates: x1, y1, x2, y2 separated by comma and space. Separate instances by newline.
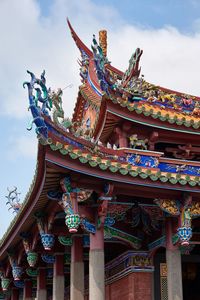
1, 20, 200, 300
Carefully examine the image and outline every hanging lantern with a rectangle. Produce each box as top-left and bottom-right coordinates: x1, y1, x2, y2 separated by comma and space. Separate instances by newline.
65, 214, 81, 233
40, 233, 55, 250
177, 226, 192, 246
27, 252, 38, 267
1, 278, 10, 291
177, 208, 192, 246
12, 266, 23, 281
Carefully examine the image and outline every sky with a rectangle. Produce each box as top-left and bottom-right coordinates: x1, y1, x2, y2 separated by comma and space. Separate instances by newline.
1, 0, 200, 237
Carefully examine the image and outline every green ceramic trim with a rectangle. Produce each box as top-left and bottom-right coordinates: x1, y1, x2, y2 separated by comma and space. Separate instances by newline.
58, 236, 73, 246
47, 141, 200, 188
116, 99, 200, 129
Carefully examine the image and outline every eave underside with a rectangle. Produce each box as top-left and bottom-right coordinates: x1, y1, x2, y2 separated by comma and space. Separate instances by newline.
94, 99, 200, 144
1, 145, 200, 258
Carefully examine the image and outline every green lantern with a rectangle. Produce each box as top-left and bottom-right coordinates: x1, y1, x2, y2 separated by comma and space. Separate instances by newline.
65, 214, 81, 233
27, 252, 38, 267
1, 278, 10, 291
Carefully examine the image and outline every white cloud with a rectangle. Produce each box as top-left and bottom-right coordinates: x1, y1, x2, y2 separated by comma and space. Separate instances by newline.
8, 135, 38, 159
1, 0, 200, 122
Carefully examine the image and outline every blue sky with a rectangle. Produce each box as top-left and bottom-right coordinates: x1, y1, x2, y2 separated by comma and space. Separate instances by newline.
1, 0, 200, 237
91, 0, 200, 33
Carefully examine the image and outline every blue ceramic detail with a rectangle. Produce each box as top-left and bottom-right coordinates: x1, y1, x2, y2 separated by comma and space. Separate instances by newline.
12, 266, 23, 281
14, 280, 24, 288
41, 254, 55, 264
40, 233, 55, 250
81, 218, 96, 234
177, 226, 192, 246
104, 217, 115, 227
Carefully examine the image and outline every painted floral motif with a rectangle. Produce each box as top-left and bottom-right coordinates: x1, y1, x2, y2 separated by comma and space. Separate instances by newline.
107, 204, 132, 221
189, 202, 200, 216
154, 199, 180, 215
127, 154, 159, 168
104, 226, 142, 249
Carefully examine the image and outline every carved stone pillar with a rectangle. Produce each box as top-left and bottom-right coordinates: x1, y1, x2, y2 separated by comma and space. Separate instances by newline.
23, 280, 32, 300
53, 254, 64, 300
166, 218, 183, 300
70, 236, 84, 300
89, 227, 105, 300
11, 288, 19, 300
37, 268, 47, 300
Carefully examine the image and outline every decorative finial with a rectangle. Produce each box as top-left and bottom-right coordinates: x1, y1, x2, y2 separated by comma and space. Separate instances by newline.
5, 187, 22, 213
99, 30, 107, 57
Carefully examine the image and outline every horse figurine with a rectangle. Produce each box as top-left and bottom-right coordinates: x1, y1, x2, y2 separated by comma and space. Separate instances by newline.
129, 134, 148, 150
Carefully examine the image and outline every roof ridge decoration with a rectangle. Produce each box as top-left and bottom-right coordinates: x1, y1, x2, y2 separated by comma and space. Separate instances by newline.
91, 34, 111, 95
5, 187, 22, 214
23, 70, 52, 139
91, 40, 200, 121
121, 48, 143, 88
0, 158, 39, 247
67, 18, 93, 58
67, 21, 200, 128
23, 70, 85, 141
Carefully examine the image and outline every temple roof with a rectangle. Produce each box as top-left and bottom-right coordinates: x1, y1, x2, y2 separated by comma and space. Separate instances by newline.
1, 21, 200, 259
68, 20, 200, 142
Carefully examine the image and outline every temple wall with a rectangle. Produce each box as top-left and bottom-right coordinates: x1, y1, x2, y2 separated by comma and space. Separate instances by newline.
106, 273, 152, 300
84, 272, 152, 300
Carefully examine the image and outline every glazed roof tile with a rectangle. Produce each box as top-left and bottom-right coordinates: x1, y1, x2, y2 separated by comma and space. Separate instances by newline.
68, 20, 200, 138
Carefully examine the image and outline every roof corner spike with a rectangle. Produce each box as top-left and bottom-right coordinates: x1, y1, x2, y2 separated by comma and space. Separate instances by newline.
99, 30, 107, 57
66, 18, 92, 57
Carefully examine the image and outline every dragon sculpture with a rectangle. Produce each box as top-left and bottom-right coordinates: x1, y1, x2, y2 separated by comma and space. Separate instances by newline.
23, 70, 52, 139
91, 34, 111, 95
121, 48, 143, 88
24, 70, 74, 138
5, 187, 22, 213
49, 88, 72, 129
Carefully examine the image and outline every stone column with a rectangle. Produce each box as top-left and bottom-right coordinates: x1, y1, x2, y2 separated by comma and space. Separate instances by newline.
89, 227, 105, 300
166, 218, 183, 300
23, 280, 32, 300
11, 289, 19, 300
70, 236, 84, 300
37, 268, 47, 300
53, 254, 64, 300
